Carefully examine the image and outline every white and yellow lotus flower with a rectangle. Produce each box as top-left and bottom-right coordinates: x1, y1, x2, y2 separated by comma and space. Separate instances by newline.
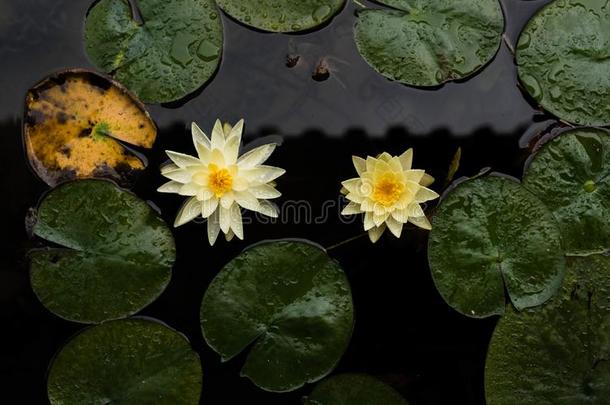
341, 149, 439, 243
158, 119, 285, 245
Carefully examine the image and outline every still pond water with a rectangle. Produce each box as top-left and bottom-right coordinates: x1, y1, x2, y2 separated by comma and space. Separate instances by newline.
0, 0, 555, 403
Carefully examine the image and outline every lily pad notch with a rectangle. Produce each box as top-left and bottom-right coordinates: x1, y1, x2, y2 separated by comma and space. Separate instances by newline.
200, 240, 354, 392
84, 0, 224, 104
23, 69, 157, 187
428, 175, 566, 318
29, 179, 175, 324
485, 255, 610, 404
523, 127, 610, 256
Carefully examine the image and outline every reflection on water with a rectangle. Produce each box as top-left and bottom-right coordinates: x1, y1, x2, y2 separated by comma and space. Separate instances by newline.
0, 0, 554, 404
0, 0, 553, 136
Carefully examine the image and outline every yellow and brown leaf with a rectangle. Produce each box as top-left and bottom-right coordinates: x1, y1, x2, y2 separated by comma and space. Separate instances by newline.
23, 70, 156, 186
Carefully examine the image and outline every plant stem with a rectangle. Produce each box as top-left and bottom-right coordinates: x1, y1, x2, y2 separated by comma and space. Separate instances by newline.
128, 0, 144, 25
326, 232, 368, 251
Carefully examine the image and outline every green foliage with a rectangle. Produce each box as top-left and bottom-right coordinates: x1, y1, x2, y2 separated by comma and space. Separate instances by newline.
30, 179, 175, 324
200, 240, 354, 392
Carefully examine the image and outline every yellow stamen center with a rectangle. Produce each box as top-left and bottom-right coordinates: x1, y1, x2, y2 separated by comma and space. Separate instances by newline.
372, 174, 404, 206
208, 164, 233, 197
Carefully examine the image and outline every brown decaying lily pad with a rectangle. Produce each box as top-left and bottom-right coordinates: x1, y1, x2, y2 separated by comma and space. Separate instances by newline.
23, 69, 157, 187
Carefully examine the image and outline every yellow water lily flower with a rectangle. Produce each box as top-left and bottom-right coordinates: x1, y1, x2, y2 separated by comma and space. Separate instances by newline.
158, 119, 285, 245
341, 149, 439, 243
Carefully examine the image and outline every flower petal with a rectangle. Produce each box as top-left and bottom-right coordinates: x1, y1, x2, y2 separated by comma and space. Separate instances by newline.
162, 168, 194, 183
373, 212, 389, 227
237, 143, 278, 168
360, 198, 374, 211
161, 163, 180, 174
232, 176, 250, 192
420, 173, 435, 187
415, 186, 440, 203
373, 203, 386, 216
225, 229, 235, 242
174, 197, 201, 227
209, 148, 226, 166
224, 134, 240, 165
366, 156, 377, 172
375, 159, 392, 174
179, 183, 200, 196
407, 202, 426, 218
211, 119, 225, 150
220, 191, 235, 209
241, 165, 285, 184
157, 181, 182, 193
235, 191, 261, 211
346, 192, 364, 205
389, 157, 403, 173
207, 210, 221, 246
363, 211, 375, 231
341, 178, 362, 195
166, 150, 202, 168
228, 119, 244, 144
391, 208, 410, 223
341, 202, 362, 216
368, 224, 386, 243
386, 216, 403, 238
255, 200, 279, 218
378, 152, 392, 162
229, 203, 244, 240
404, 169, 426, 183
219, 206, 231, 234
223, 122, 233, 137
197, 188, 214, 201
352, 156, 366, 175
192, 122, 211, 149
399, 148, 413, 170
249, 184, 281, 199
409, 215, 432, 230
202, 197, 219, 218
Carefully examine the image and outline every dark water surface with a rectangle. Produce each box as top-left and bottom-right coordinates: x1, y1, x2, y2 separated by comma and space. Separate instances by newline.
0, 0, 555, 403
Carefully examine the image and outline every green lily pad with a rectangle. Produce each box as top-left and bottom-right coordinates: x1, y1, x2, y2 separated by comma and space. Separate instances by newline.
354, 0, 504, 86
84, 0, 223, 103
216, 0, 346, 33
47, 318, 202, 405
428, 175, 565, 318
523, 128, 610, 256
30, 179, 175, 324
516, 0, 610, 126
200, 240, 354, 392
304, 373, 409, 405
485, 255, 610, 404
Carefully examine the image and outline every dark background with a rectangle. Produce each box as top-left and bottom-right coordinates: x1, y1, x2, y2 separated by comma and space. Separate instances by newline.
0, 0, 555, 403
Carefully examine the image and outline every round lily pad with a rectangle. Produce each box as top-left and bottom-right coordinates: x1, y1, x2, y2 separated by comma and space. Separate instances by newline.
523, 128, 610, 256
354, 0, 504, 86
23, 69, 157, 187
216, 0, 346, 33
200, 240, 354, 392
30, 179, 175, 324
47, 318, 202, 405
84, 0, 223, 103
304, 374, 409, 405
428, 175, 565, 318
516, 0, 610, 126
485, 255, 610, 404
